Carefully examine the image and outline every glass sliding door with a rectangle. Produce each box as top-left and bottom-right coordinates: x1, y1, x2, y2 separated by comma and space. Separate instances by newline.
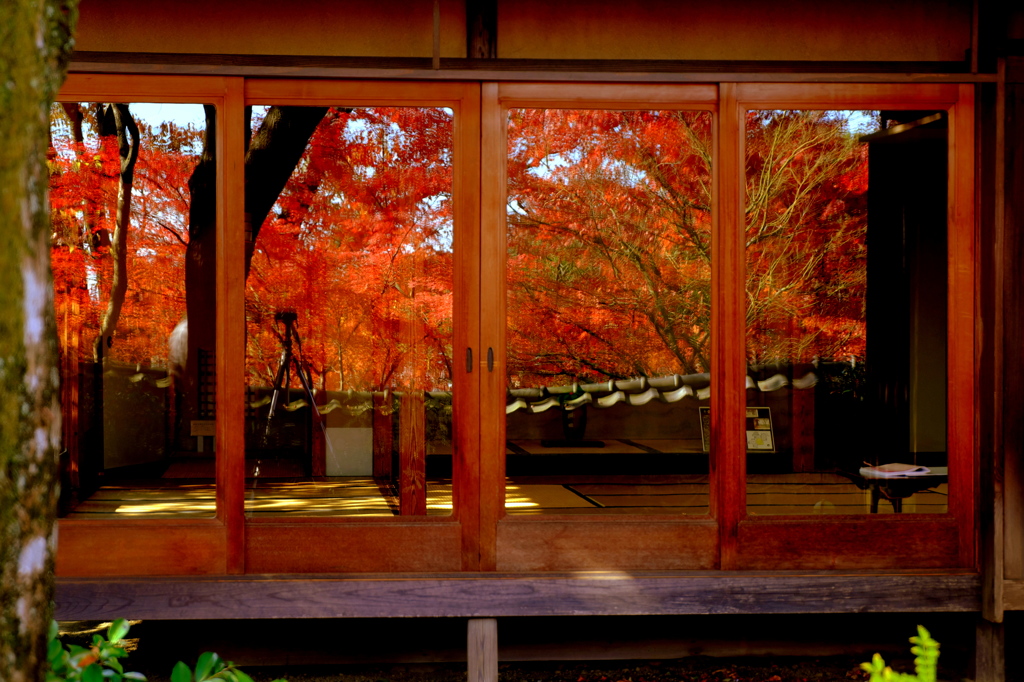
504, 107, 713, 516
242, 104, 455, 518
742, 109, 949, 516
483, 84, 720, 571
241, 80, 478, 573
730, 84, 974, 570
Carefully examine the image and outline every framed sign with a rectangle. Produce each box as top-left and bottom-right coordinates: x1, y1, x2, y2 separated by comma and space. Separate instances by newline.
700, 407, 776, 452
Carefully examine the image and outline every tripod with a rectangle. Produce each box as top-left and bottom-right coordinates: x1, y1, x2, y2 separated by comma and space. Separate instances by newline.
265, 310, 321, 438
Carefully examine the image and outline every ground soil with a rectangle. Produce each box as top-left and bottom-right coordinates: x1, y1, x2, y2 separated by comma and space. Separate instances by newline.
224, 656, 878, 682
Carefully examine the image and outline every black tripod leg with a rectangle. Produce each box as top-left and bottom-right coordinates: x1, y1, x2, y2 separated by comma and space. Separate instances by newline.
294, 358, 321, 422
266, 349, 291, 431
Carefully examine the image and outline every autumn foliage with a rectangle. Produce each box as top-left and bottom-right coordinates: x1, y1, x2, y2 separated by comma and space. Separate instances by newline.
48, 103, 871, 401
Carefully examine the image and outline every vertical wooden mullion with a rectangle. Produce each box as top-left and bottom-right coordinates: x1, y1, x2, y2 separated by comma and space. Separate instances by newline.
984, 60, 1006, 621
455, 84, 483, 570
714, 84, 746, 569
948, 83, 977, 568
478, 82, 505, 571
218, 77, 247, 574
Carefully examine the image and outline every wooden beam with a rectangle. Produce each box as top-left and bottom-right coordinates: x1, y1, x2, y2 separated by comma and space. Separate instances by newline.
67, 53, 999, 84
54, 572, 980, 621
467, 618, 498, 682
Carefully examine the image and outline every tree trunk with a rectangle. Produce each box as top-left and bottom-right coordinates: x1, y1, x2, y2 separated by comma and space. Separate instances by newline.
93, 104, 139, 360
177, 105, 325, 448
0, 2, 78, 682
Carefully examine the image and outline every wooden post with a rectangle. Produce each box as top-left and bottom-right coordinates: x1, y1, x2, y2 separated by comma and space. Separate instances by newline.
974, 617, 1005, 682
791, 382, 815, 472
466, 0, 498, 59
372, 390, 393, 482
310, 389, 326, 477
399, 391, 427, 515
467, 618, 498, 682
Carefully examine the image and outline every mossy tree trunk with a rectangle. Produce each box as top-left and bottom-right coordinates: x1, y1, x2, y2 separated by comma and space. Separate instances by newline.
0, 2, 77, 682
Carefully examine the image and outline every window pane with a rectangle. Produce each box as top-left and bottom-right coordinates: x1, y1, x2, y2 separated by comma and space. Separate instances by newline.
50, 102, 216, 518
506, 109, 712, 516
244, 106, 454, 517
744, 110, 948, 515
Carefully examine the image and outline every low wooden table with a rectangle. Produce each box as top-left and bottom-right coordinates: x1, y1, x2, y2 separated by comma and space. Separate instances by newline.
843, 466, 948, 513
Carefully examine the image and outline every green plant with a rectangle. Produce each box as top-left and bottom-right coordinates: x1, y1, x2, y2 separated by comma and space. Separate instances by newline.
170, 651, 286, 682
46, 618, 145, 682
861, 625, 940, 682
47, 619, 286, 682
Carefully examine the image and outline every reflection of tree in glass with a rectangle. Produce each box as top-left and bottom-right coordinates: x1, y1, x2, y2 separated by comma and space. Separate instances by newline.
507, 109, 714, 386
245, 107, 455, 394
504, 108, 871, 390
49, 102, 202, 369
745, 110, 870, 366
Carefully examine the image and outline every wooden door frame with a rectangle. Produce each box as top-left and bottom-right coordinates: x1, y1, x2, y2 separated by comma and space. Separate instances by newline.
481, 81, 977, 572
238, 79, 481, 573
53, 76, 977, 577
480, 83, 722, 571
53, 75, 484, 576
726, 83, 976, 570
54, 73, 243, 576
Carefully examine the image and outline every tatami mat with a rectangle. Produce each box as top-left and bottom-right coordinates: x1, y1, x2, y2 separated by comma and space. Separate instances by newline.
62, 473, 948, 518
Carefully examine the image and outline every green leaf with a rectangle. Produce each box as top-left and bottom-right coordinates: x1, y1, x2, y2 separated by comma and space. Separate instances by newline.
108, 619, 130, 643
49, 620, 60, 643
233, 671, 254, 682
82, 663, 105, 682
48, 637, 65, 662
194, 652, 218, 681
106, 657, 124, 674
170, 661, 192, 682
123, 673, 147, 681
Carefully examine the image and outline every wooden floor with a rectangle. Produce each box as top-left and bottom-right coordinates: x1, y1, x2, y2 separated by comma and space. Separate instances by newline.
63, 472, 947, 518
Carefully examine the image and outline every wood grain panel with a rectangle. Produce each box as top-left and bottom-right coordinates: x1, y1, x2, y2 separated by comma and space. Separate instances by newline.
244, 79, 475, 106
59, 73, 231, 101
74, 0, 466, 59
734, 83, 961, 108
735, 518, 963, 570
452, 82, 483, 570
1000, 579, 1024, 611
496, 0, 970, 63
399, 392, 427, 516
245, 522, 462, 573
495, 82, 716, 108
54, 571, 980, 621
478, 82, 507, 571
947, 83, 977, 569
219, 77, 247, 574
716, 83, 746, 569
68, 55, 997, 84
56, 521, 226, 576
496, 519, 718, 571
